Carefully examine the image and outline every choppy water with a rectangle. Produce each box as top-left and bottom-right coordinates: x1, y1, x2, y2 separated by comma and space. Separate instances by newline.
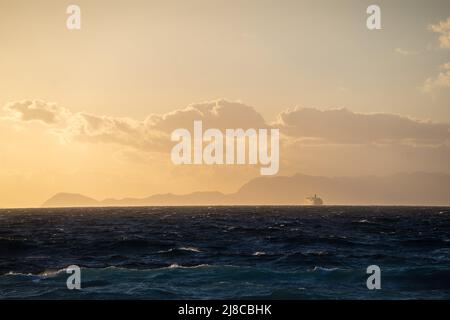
0, 206, 449, 299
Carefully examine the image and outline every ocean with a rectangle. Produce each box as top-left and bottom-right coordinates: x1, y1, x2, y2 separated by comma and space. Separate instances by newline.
0, 206, 449, 300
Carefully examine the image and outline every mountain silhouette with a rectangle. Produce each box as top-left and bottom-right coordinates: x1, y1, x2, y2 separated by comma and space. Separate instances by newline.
42, 172, 450, 207
42, 193, 99, 207
233, 172, 450, 205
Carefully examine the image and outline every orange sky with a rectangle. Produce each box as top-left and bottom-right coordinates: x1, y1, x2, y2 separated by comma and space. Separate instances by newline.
0, 0, 449, 207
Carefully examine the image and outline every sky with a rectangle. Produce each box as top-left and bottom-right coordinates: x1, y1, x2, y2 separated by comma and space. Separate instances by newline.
0, 0, 449, 207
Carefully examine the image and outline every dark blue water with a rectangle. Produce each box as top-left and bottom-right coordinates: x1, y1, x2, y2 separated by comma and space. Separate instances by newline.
0, 206, 449, 299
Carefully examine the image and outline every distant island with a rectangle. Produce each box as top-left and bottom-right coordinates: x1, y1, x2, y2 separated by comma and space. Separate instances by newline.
42, 172, 450, 207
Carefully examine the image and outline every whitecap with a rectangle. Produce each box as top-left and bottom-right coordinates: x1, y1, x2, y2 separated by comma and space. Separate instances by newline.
166, 263, 211, 269
252, 251, 267, 256
310, 266, 340, 272
5, 271, 34, 277
179, 246, 202, 253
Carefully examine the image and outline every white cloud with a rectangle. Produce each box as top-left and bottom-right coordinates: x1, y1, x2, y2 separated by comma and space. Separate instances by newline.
394, 48, 419, 56
422, 62, 450, 94
423, 18, 450, 94
428, 17, 450, 49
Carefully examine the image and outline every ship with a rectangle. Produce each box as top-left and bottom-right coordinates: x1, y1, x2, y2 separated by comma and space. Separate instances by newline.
305, 194, 324, 206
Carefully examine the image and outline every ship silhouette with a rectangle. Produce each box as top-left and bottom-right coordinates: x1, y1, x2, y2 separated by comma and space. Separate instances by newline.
305, 194, 324, 206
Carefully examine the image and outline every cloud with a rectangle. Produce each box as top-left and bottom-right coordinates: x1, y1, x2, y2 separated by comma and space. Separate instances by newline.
147, 99, 267, 132
428, 17, 450, 49
2, 100, 169, 151
70, 100, 267, 151
64, 113, 169, 152
422, 62, 450, 93
2, 98, 450, 182
4, 100, 70, 124
2, 99, 268, 153
3, 99, 450, 152
423, 18, 450, 94
441, 62, 450, 70
394, 48, 419, 56
276, 107, 450, 145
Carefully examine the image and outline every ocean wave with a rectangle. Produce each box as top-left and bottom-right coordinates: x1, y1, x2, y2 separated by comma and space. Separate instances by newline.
4, 268, 66, 278
1, 264, 216, 278
178, 246, 202, 253
86, 264, 215, 273
5, 271, 34, 277
1, 206, 449, 299
157, 246, 202, 255
309, 266, 341, 273
252, 251, 267, 256
166, 263, 211, 269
